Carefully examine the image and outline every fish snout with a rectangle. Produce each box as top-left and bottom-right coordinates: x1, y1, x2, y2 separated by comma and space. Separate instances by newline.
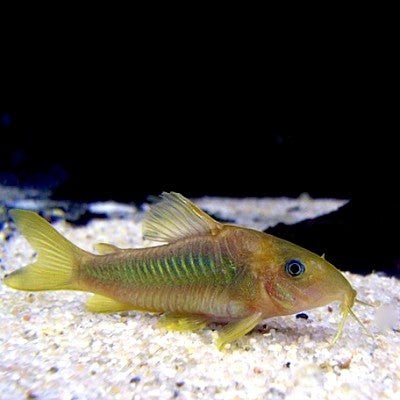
341, 286, 357, 310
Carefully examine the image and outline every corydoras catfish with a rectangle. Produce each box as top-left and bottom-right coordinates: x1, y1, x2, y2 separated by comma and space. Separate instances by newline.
4, 192, 371, 349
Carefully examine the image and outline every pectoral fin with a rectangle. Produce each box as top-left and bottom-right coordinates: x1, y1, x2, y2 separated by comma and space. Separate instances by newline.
157, 314, 209, 331
216, 312, 263, 350
85, 294, 133, 313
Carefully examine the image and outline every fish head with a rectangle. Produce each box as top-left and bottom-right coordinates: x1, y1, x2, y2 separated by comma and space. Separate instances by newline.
259, 234, 357, 315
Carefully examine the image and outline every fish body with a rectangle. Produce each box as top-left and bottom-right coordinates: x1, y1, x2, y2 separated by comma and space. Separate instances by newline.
4, 192, 369, 349
80, 232, 253, 321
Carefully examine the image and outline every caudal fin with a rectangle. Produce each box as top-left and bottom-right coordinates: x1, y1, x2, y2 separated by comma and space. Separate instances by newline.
4, 210, 90, 291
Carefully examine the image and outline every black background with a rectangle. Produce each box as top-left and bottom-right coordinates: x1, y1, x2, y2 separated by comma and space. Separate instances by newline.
0, 2, 397, 204
1, 19, 398, 275
1, 85, 395, 203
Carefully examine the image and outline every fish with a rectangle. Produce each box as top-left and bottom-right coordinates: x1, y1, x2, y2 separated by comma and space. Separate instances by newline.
3, 192, 371, 350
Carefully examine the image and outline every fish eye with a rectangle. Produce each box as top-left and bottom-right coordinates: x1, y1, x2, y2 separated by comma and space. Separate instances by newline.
285, 259, 305, 277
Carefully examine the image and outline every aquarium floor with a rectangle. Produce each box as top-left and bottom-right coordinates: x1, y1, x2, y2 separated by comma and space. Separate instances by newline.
1, 196, 399, 400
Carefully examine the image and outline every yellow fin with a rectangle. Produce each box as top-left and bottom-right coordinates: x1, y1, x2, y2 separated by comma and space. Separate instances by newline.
157, 313, 209, 331
85, 294, 133, 313
142, 192, 223, 243
94, 242, 123, 254
216, 312, 263, 351
4, 210, 90, 291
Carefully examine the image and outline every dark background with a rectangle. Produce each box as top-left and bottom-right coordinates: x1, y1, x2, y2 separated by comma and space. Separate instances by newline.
1, 0, 397, 204
1, 24, 398, 276
1, 92, 395, 203
1, 17, 396, 203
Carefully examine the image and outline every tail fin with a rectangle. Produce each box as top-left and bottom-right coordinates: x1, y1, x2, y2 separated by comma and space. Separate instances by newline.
4, 210, 90, 291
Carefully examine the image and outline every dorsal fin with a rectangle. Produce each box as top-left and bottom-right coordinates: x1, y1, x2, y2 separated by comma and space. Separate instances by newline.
142, 192, 223, 243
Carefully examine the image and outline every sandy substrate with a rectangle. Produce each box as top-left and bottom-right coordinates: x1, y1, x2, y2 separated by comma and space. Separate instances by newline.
0, 197, 399, 400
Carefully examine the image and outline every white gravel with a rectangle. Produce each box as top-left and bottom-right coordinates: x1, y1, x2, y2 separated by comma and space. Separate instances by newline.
193, 194, 347, 230
0, 197, 399, 400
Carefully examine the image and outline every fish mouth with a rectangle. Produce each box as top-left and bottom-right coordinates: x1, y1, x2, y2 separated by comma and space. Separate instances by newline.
343, 287, 357, 309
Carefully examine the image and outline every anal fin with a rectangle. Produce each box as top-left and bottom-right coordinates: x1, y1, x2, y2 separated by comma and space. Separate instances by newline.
85, 294, 133, 313
157, 313, 209, 331
216, 312, 263, 350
